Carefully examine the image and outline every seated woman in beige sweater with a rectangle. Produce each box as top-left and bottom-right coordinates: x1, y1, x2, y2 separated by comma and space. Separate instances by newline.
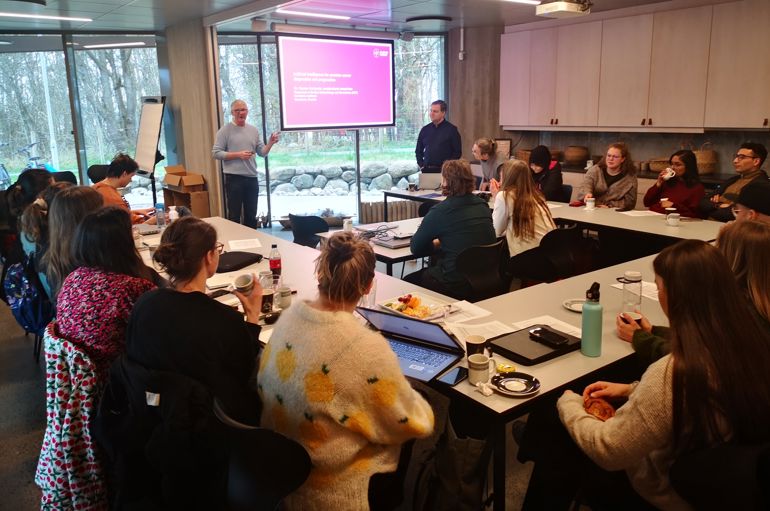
257, 232, 435, 510
534, 240, 770, 510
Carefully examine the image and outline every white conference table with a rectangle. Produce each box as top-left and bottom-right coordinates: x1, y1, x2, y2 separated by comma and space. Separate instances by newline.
317, 217, 424, 276
143, 217, 666, 510
547, 202, 724, 242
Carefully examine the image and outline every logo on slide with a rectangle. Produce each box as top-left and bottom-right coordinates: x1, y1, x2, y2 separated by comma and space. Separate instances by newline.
372, 49, 390, 58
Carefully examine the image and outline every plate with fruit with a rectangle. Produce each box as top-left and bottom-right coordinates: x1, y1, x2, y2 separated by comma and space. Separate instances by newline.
379, 292, 453, 321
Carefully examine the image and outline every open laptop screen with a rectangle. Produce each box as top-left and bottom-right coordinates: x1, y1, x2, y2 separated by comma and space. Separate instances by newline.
357, 307, 460, 351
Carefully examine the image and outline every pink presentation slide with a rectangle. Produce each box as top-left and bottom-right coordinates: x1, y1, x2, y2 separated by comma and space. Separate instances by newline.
278, 36, 395, 129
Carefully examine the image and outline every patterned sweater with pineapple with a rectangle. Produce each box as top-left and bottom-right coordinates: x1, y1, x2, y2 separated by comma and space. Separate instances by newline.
257, 300, 435, 511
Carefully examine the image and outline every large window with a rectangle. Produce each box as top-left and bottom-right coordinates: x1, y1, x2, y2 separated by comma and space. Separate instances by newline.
0, 35, 76, 187
217, 33, 445, 223
73, 35, 163, 208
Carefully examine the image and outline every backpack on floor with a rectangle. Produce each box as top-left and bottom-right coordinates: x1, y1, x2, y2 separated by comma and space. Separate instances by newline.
3, 253, 54, 336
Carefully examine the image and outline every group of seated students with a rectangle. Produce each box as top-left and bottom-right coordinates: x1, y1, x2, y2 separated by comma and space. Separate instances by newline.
5, 143, 770, 510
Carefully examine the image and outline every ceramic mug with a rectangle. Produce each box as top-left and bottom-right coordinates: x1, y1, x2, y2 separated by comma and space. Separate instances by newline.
662, 168, 676, 180
468, 353, 497, 385
666, 213, 681, 226
465, 335, 487, 357
234, 273, 255, 296
585, 197, 596, 210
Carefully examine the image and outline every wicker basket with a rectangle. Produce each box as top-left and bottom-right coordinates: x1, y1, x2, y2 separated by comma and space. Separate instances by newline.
564, 146, 589, 165
693, 142, 717, 175
514, 149, 531, 162
648, 159, 669, 172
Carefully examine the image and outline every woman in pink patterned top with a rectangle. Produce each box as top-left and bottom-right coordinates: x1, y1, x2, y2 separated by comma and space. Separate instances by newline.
56, 206, 159, 375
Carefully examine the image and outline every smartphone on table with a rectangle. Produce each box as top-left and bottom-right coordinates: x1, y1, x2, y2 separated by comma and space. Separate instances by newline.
529, 326, 569, 349
438, 366, 468, 386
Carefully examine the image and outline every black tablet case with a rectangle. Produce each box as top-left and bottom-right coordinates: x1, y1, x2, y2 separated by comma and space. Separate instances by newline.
489, 324, 581, 366
216, 251, 263, 273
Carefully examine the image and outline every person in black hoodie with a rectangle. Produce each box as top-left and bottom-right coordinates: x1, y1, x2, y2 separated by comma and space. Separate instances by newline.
529, 145, 564, 202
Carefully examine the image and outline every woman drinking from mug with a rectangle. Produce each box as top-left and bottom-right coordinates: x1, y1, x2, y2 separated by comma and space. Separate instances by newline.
525, 240, 770, 510
643, 150, 704, 218
258, 232, 434, 510
126, 216, 264, 424
576, 142, 638, 210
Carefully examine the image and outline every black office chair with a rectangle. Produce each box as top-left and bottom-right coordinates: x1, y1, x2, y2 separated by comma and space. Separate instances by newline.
539, 223, 583, 281
214, 401, 311, 511
455, 239, 506, 302
669, 442, 770, 510
87, 164, 109, 184
289, 214, 328, 248
418, 201, 435, 218
560, 184, 573, 203
52, 171, 78, 185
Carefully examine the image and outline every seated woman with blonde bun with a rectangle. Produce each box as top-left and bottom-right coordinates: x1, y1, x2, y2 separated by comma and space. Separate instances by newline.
258, 232, 435, 510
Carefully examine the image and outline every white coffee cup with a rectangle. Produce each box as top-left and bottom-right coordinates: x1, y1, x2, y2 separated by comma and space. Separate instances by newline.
465, 335, 487, 357
468, 353, 497, 385
585, 197, 596, 210
662, 168, 676, 180
234, 273, 255, 295
666, 213, 681, 226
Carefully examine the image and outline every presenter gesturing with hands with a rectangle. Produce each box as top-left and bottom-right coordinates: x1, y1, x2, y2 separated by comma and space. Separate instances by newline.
213, 99, 280, 228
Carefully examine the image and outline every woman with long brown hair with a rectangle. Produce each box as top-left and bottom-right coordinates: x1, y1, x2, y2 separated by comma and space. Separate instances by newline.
548, 240, 770, 509
491, 159, 555, 258
576, 142, 638, 210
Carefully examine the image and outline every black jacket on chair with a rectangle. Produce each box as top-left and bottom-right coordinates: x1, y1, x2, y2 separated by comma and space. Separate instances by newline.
95, 356, 229, 511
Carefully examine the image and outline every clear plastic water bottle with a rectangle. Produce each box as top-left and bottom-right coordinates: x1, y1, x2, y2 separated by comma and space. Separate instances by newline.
168, 205, 179, 223
155, 203, 166, 229
620, 270, 642, 315
269, 244, 282, 276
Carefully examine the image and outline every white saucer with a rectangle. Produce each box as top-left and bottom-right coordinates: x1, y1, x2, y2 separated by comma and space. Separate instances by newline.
562, 298, 585, 313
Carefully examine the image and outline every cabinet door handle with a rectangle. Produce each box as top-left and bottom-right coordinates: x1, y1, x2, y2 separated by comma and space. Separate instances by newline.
764, 118, 768, 127
641, 118, 646, 126
550, 118, 554, 125
648, 118, 653, 125
555, 118, 559, 125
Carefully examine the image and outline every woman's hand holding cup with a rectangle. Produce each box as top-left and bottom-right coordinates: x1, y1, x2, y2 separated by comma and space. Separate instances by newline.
233, 273, 264, 324
615, 312, 652, 342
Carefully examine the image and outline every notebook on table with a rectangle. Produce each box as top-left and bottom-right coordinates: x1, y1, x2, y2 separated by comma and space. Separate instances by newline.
356, 307, 464, 382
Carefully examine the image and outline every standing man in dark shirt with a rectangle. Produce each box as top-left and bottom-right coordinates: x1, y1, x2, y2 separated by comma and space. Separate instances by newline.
415, 100, 462, 173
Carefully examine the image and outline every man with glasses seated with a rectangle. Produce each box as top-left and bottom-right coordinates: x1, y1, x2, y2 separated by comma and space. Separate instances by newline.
700, 142, 768, 222
730, 179, 770, 225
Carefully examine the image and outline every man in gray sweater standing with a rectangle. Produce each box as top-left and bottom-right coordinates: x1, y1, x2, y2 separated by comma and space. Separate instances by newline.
213, 99, 279, 228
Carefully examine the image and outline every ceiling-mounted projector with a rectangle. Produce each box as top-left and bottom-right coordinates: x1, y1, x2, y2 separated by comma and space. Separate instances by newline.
536, 1, 591, 19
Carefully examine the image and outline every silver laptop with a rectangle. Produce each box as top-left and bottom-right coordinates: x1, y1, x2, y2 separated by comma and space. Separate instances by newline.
418, 172, 442, 191
356, 307, 464, 382
372, 235, 411, 249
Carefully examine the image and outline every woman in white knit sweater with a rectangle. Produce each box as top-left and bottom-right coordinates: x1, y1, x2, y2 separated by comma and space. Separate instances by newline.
257, 232, 435, 510
545, 240, 770, 510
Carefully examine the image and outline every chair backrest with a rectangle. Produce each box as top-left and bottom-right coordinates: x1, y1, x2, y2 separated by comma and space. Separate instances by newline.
289, 214, 328, 248
215, 401, 311, 511
560, 184, 573, 203
669, 442, 770, 510
418, 201, 435, 218
455, 240, 506, 301
539, 224, 582, 280
86, 164, 109, 184
52, 171, 78, 185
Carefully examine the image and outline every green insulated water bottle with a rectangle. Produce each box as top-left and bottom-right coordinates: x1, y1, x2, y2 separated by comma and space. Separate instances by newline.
581, 282, 603, 357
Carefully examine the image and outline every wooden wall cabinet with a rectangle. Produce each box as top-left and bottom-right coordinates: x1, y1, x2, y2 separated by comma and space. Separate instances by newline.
528, 28, 557, 126
553, 21, 603, 127
499, 31, 531, 127
704, 0, 770, 129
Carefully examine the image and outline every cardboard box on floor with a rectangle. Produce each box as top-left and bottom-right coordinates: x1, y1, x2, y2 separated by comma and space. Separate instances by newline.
162, 165, 210, 217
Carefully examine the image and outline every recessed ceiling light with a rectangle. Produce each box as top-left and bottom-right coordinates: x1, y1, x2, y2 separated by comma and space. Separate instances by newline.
83, 41, 145, 49
275, 8, 350, 21
0, 12, 92, 22
504, 0, 542, 4
405, 15, 452, 23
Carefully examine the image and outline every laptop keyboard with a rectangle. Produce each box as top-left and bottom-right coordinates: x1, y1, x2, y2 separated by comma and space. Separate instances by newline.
388, 339, 455, 367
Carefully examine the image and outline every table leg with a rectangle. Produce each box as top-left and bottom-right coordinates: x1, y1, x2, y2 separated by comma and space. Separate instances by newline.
493, 421, 507, 510
384, 193, 389, 222
386, 261, 393, 276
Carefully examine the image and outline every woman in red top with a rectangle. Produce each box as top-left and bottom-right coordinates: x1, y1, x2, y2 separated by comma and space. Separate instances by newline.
643, 150, 704, 218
